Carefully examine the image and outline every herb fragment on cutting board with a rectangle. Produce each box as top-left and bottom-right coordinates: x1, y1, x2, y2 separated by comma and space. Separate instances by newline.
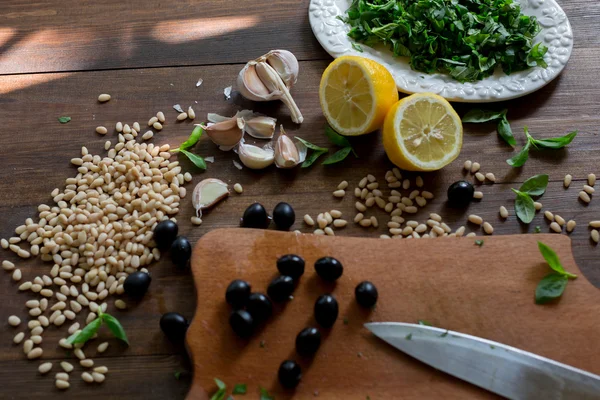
174, 371, 182, 380
462, 109, 515, 146
66, 308, 128, 345
512, 174, 548, 223
535, 226, 542, 233
507, 127, 578, 167
232, 384, 247, 394
210, 378, 227, 400
405, 333, 413, 340
343, 0, 547, 82
417, 320, 432, 326
296, 137, 328, 167
259, 387, 274, 400
323, 125, 358, 165
352, 42, 364, 52
535, 242, 577, 304
58, 116, 71, 124
171, 125, 207, 170
475, 240, 484, 247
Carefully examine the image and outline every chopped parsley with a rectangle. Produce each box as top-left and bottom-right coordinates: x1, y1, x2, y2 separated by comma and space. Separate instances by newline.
475, 240, 484, 247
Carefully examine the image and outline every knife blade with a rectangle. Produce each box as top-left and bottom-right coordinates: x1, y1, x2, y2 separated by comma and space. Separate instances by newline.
365, 322, 600, 400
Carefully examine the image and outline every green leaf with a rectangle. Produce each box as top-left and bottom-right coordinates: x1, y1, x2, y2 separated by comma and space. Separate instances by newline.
101, 313, 129, 345
232, 384, 247, 394
295, 137, 328, 152
535, 226, 541, 233
322, 147, 353, 165
519, 174, 549, 196
58, 116, 71, 124
506, 141, 531, 167
462, 109, 506, 123
417, 320, 432, 326
537, 242, 577, 278
512, 189, 535, 224
179, 126, 204, 150
179, 149, 207, 170
210, 379, 227, 400
325, 126, 351, 147
497, 116, 516, 146
405, 333, 412, 340
174, 371, 182, 380
215, 379, 226, 390
531, 131, 577, 149
475, 240, 484, 247
259, 387, 274, 400
302, 149, 327, 168
535, 273, 568, 304
66, 317, 102, 345
351, 42, 364, 52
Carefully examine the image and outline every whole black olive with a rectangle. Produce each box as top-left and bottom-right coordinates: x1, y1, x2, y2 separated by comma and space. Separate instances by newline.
273, 202, 295, 231
447, 180, 475, 207
278, 360, 302, 388
225, 280, 251, 309
277, 254, 305, 280
153, 220, 178, 249
355, 281, 378, 308
229, 310, 254, 338
314, 257, 343, 281
314, 294, 338, 328
160, 312, 189, 342
246, 293, 273, 323
170, 236, 192, 268
295, 327, 321, 356
267, 275, 295, 302
123, 271, 152, 298
241, 203, 270, 229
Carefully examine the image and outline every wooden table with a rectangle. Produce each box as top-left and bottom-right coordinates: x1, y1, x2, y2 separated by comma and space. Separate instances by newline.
0, 1, 598, 398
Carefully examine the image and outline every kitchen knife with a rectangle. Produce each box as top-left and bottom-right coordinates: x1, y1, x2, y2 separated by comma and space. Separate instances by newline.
365, 322, 600, 399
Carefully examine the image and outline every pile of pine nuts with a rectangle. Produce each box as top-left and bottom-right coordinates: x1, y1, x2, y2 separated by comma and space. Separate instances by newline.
1, 102, 190, 389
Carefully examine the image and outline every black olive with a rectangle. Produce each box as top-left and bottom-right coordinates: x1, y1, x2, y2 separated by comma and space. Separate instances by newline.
267, 275, 295, 302
295, 327, 321, 356
229, 310, 254, 338
241, 203, 271, 229
272, 202, 295, 231
447, 180, 475, 207
160, 312, 189, 342
170, 236, 192, 268
314, 257, 343, 281
314, 294, 338, 328
277, 254, 305, 280
123, 271, 152, 298
225, 280, 251, 309
355, 281, 378, 308
153, 220, 179, 249
246, 293, 273, 323
278, 360, 302, 388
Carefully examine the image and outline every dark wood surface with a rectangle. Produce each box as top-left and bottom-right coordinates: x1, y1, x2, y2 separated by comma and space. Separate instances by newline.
0, 0, 599, 398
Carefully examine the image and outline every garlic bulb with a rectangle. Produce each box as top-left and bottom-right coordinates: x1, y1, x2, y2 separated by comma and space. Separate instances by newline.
192, 178, 229, 217
274, 126, 306, 168
237, 50, 303, 124
201, 118, 244, 151
237, 139, 275, 169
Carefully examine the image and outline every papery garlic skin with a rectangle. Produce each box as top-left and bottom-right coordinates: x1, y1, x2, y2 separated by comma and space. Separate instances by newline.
192, 178, 230, 217
237, 140, 275, 170
274, 126, 302, 168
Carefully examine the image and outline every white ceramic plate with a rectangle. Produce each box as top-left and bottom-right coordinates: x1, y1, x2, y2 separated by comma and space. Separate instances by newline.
309, 0, 573, 102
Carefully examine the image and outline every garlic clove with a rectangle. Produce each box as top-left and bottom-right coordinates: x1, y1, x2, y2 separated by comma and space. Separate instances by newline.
265, 50, 299, 89
202, 118, 244, 151
192, 178, 229, 217
243, 116, 277, 139
274, 126, 302, 168
237, 139, 275, 169
237, 63, 274, 101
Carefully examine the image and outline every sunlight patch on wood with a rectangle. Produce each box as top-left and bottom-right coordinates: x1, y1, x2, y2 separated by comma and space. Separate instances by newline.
152, 16, 261, 44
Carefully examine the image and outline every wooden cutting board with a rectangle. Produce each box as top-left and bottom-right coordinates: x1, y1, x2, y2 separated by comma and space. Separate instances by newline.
185, 229, 600, 399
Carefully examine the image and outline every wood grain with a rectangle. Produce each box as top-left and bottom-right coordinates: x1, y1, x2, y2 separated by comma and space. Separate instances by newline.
186, 229, 600, 399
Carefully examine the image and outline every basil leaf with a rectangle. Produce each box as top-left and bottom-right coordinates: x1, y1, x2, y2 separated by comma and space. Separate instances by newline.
322, 147, 353, 165
179, 126, 204, 150
259, 387, 274, 400
215, 378, 226, 390
519, 174, 549, 196
232, 384, 247, 394
475, 240, 484, 247
301, 149, 327, 168
506, 141, 530, 167
537, 242, 577, 278
179, 149, 207, 170
66, 317, 102, 345
462, 109, 506, 123
295, 137, 328, 152
512, 189, 535, 224
58, 116, 71, 124
497, 116, 516, 146
325, 126, 351, 147
351, 42, 364, 52
535, 273, 568, 304
101, 313, 129, 345
531, 131, 577, 149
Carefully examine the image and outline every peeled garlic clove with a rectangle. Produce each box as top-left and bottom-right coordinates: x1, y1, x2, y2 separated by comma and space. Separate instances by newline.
203, 118, 244, 151
266, 50, 299, 88
274, 126, 303, 168
192, 179, 229, 217
244, 116, 277, 139
237, 139, 275, 170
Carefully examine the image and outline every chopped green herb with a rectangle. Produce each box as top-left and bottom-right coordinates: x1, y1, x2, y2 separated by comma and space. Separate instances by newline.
67, 312, 128, 345
440, 330, 449, 338
174, 371, 182, 380
405, 333, 412, 340
58, 116, 71, 124
343, 317, 349, 325
535, 242, 577, 304
232, 383, 247, 395
351, 42, 364, 52
210, 378, 227, 400
417, 320, 432, 326
343, 0, 547, 82
475, 240, 484, 247
490, 345, 496, 349
535, 226, 541, 233
226, 397, 235, 400
507, 127, 578, 167
259, 387, 274, 400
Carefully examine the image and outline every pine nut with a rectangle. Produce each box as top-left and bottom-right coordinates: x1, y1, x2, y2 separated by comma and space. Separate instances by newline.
354, 188, 361, 197
123, 124, 131, 134
1, 238, 7, 249
59, 338, 73, 349
330, 210, 342, 219
97, 342, 109, 353
82, 372, 94, 383
534, 202, 543, 211
39, 362, 53, 374
468, 215, 483, 225
233, 183, 243, 194
313, 229, 324, 236
428, 213, 441, 222
142, 131, 154, 140
390, 208, 402, 217
404, 206, 418, 214
483, 222, 494, 235
367, 182, 379, 190
389, 228, 403, 236
333, 219, 347, 228
564, 174, 572, 188
68, 322, 80, 335
359, 177, 368, 188
388, 181, 401, 188
188, 107, 196, 120
355, 202, 367, 212
432, 226, 444, 236
94, 366, 108, 374
333, 189, 346, 198
19, 281, 32, 291
56, 379, 70, 389
190, 216, 202, 226
555, 215, 565, 226
473, 191, 483, 199
157, 111, 166, 123
475, 172, 485, 182
38, 316, 49, 327
403, 226, 414, 236
590, 221, 600, 228
589, 173, 596, 186
415, 176, 424, 187
115, 299, 127, 309
27, 347, 43, 359
81, 359, 94, 368
92, 372, 105, 383
584, 185, 595, 194
98, 94, 111, 102
96, 126, 108, 135
8, 315, 21, 326
74, 348, 85, 360
499, 206, 509, 219
592, 229, 600, 243
153, 122, 163, 130
385, 203, 394, 213
132, 122, 141, 132
455, 226, 466, 237
2, 260, 15, 270
421, 191, 434, 199
115, 121, 123, 132
405, 220, 418, 228
550, 222, 562, 233
402, 179, 410, 189
324, 227, 334, 236
415, 224, 427, 233
371, 216, 379, 228
427, 219, 440, 227
60, 362, 73, 373
365, 174, 375, 182
566, 220, 576, 233
177, 112, 188, 121
485, 173, 496, 182
56, 372, 69, 381
388, 222, 401, 229
13, 332, 25, 344
360, 188, 368, 199
579, 191, 591, 203
544, 211, 554, 221
464, 160, 472, 171
303, 215, 315, 226
409, 190, 420, 200
337, 180, 348, 190
471, 162, 481, 173
391, 216, 404, 223
359, 219, 372, 227
466, 232, 477, 237
440, 223, 451, 233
